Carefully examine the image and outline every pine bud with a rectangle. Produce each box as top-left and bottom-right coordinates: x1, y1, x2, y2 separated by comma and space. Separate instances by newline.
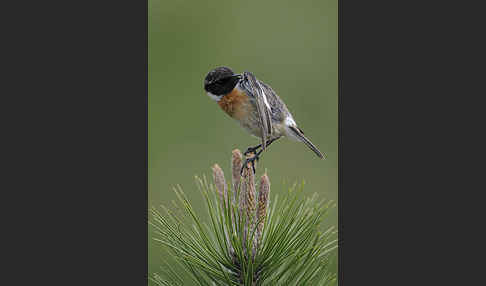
231, 149, 243, 204
212, 164, 227, 205
256, 173, 270, 250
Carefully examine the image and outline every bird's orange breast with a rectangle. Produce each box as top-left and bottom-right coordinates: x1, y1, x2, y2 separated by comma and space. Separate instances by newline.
218, 88, 250, 120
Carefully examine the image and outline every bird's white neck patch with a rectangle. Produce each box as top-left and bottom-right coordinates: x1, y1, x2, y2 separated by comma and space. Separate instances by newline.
207, 92, 221, 102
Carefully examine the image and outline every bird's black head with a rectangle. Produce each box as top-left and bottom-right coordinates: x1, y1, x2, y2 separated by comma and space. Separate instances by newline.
204, 66, 241, 97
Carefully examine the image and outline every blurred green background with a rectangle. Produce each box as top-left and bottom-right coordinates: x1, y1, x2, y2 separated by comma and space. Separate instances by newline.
149, 0, 337, 281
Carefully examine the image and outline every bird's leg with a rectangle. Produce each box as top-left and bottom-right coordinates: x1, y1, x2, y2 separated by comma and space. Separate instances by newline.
243, 137, 281, 156
241, 137, 281, 174
243, 144, 262, 156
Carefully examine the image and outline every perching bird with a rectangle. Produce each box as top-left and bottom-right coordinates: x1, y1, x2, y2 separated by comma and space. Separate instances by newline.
203, 66, 325, 172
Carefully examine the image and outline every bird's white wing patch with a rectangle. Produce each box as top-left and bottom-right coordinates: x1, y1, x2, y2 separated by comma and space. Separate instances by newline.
258, 85, 272, 111
243, 71, 273, 150
285, 116, 297, 127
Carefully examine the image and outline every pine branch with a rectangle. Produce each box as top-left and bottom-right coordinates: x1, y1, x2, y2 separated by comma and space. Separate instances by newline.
150, 149, 338, 286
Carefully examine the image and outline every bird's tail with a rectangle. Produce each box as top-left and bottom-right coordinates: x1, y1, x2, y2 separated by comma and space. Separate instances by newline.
288, 126, 326, 159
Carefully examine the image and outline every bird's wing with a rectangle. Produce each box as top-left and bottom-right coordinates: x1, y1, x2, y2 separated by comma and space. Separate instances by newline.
242, 71, 273, 150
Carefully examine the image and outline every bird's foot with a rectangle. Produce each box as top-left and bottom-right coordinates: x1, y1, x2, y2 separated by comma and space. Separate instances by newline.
240, 151, 261, 175
243, 145, 261, 156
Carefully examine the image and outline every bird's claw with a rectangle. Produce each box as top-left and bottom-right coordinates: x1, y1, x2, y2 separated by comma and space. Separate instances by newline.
240, 152, 259, 175
244, 146, 260, 156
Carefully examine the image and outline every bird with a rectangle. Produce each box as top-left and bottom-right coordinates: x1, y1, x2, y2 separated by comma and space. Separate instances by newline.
203, 66, 325, 173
